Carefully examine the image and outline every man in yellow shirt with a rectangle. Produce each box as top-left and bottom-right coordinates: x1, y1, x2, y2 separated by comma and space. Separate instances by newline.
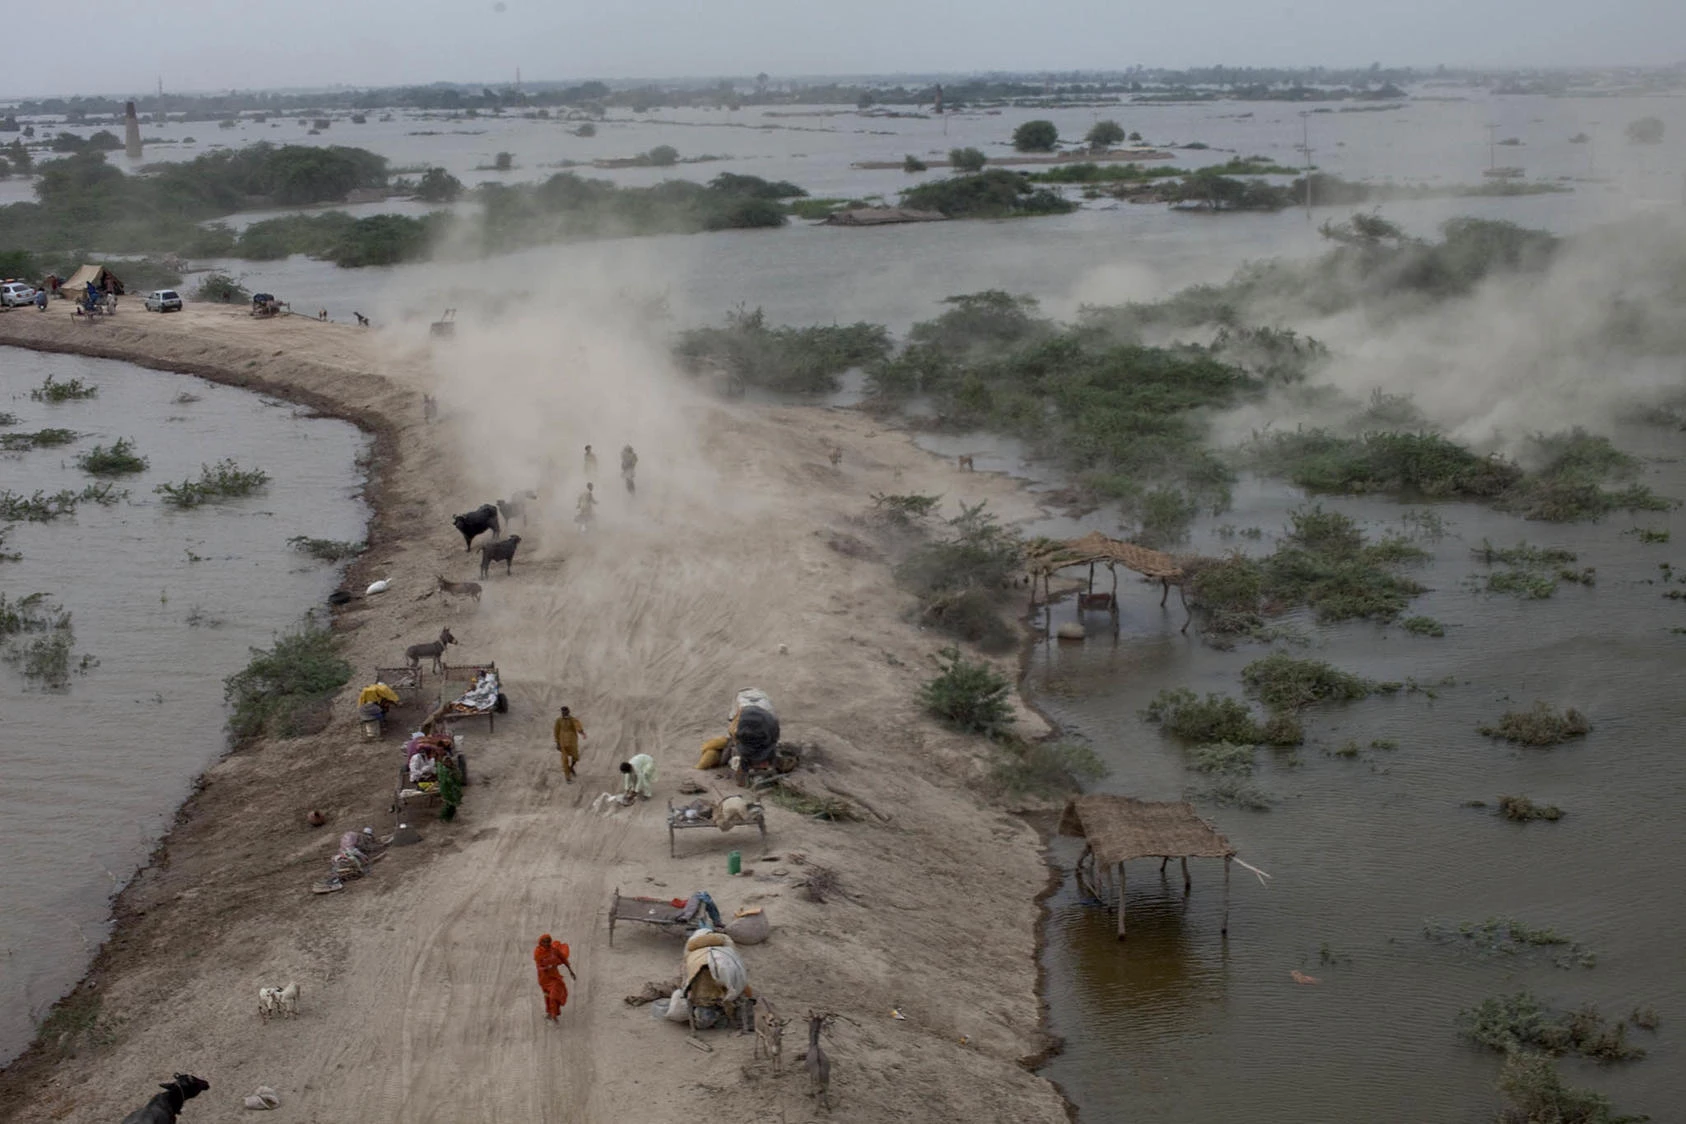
553, 706, 586, 783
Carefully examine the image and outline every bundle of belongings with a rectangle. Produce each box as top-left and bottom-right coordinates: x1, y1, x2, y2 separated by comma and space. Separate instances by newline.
672, 795, 763, 831
681, 926, 750, 1030
696, 687, 781, 772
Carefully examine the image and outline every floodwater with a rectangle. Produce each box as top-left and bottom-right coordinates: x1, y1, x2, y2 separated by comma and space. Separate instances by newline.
1025, 437, 1686, 1121
4, 86, 1686, 1116
0, 349, 367, 1065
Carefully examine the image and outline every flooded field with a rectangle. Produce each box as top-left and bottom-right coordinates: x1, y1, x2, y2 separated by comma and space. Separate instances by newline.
3, 83, 1684, 1116
0, 349, 367, 1064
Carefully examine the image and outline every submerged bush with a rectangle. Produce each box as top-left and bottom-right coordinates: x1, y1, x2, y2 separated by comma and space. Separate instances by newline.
918, 645, 1013, 737
0, 428, 79, 451
1479, 703, 1591, 746
76, 437, 149, 476
155, 459, 270, 507
224, 617, 351, 742
1496, 1050, 1634, 1124
1460, 993, 1642, 1062
30, 375, 98, 402
1142, 687, 1301, 745
1240, 653, 1379, 712
1498, 795, 1564, 822
287, 536, 365, 562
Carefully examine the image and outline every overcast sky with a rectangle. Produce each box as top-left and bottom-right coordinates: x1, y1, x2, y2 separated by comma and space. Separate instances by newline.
7, 0, 1683, 98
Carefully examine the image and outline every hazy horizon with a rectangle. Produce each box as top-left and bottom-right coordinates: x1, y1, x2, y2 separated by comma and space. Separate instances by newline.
5, 0, 1683, 102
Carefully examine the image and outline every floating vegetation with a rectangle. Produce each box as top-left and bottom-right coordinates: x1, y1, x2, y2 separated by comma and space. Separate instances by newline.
0, 592, 77, 689
1459, 992, 1643, 1061
0, 428, 79, 451
0, 412, 17, 426
1239, 653, 1381, 712
1479, 703, 1591, 746
1401, 615, 1445, 636
155, 459, 270, 508
1626, 527, 1669, 544
1473, 540, 1595, 598
0, 485, 123, 522
1143, 687, 1302, 745
1498, 795, 1564, 822
172, 392, 202, 405
1187, 741, 1256, 774
1187, 507, 1429, 639
1426, 918, 1596, 969
287, 536, 365, 562
1186, 775, 1275, 810
1495, 1050, 1636, 1124
76, 437, 149, 476
30, 375, 98, 402
1630, 1006, 1660, 1032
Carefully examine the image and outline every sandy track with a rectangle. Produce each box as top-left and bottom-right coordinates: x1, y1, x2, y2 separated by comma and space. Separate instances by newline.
0, 306, 1068, 1123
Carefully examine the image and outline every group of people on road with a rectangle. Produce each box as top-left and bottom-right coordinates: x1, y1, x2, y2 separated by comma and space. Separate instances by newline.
573, 444, 639, 532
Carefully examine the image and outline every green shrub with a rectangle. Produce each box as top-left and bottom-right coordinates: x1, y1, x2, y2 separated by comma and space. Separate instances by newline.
1084, 120, 1125, 150
902, 154, 927, 172
224, 617, 351, 742
76, 437, 149, 476
674, 306, 889, 393
918, 645, 1013, 737
869, 492, 941, 526
987, 736, 1105, 798
1143, 687, 1262, 743
900, 169, 1075, 219
1496, 1051, 1633, 1124
1188, 741, 1255, 773
194, 272, 249, 302
413, 166, 463, 202
1402, 615, 1445, 636
948, 146, 987, 172
1459, 993, 1641, 1061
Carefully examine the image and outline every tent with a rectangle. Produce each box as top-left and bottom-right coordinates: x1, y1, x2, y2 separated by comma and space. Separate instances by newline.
62, 264, 124, 296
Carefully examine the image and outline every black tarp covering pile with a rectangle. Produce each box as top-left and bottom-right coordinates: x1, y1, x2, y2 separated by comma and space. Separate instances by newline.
733, 706, 781, 767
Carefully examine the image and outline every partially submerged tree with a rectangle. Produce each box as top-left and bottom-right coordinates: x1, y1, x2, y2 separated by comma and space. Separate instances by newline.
414, 167, 464, 203
1012, 119, 1059, 152
948, 146, 987, 172
1084, 119, 1126, 151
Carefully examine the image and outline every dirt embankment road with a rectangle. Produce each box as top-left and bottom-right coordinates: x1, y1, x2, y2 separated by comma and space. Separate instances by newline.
0, 306, 1070, 1123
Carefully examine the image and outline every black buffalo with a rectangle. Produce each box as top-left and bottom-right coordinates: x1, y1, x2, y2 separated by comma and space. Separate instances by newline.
120, 1074, 210, 1124
480, 534, 522, 578
452, 504, 501, 552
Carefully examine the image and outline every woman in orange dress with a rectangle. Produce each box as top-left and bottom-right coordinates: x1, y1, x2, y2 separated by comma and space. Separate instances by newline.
533, 934, 576, 1022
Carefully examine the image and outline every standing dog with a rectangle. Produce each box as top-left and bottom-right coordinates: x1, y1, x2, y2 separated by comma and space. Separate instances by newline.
806, 1012, 832, 1110
754, 997, 786, 1073
957, 454, 974, 471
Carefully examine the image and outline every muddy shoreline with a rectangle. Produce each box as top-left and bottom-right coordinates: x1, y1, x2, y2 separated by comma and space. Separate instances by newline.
0, 308, 1072, 1122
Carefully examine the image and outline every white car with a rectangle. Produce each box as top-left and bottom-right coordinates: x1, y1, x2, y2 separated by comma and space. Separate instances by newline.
144, 289, 183, 313
1, 281, 37, 307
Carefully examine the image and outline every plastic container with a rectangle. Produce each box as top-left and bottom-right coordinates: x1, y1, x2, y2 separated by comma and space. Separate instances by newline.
727, 850, 742, 876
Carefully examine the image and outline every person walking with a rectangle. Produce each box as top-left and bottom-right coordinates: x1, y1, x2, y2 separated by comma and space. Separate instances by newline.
619, 753, 656, 800
552, 705, 585, 783
574, 481, 597, 532
532, 934, 576, 1023
620, 445, 638, 495
583, 445, 598, 480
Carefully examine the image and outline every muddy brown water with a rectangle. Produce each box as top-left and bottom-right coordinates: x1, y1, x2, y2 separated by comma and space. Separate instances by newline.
1012, 429, 1686, 1121
0, 348, 368, 1065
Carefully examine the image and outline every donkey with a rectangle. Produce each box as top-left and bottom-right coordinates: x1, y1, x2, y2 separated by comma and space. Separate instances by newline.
806, 1011, 832, 1110
436, 576, 482, 604
405, 627, 456, 673
119, 1073, 210, 1124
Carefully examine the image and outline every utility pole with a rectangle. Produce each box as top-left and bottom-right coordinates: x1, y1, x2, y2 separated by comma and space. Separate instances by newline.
1486, 122, 1498, 172
1298, 111, 1314, 220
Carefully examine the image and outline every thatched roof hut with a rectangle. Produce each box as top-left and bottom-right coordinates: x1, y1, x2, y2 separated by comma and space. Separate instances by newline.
1059, 795, 1240, 939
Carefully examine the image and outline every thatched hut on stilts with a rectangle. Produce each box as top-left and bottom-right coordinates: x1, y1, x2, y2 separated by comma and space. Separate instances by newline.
1059, 794, 1263, 940
1024, 532, 1189, 633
